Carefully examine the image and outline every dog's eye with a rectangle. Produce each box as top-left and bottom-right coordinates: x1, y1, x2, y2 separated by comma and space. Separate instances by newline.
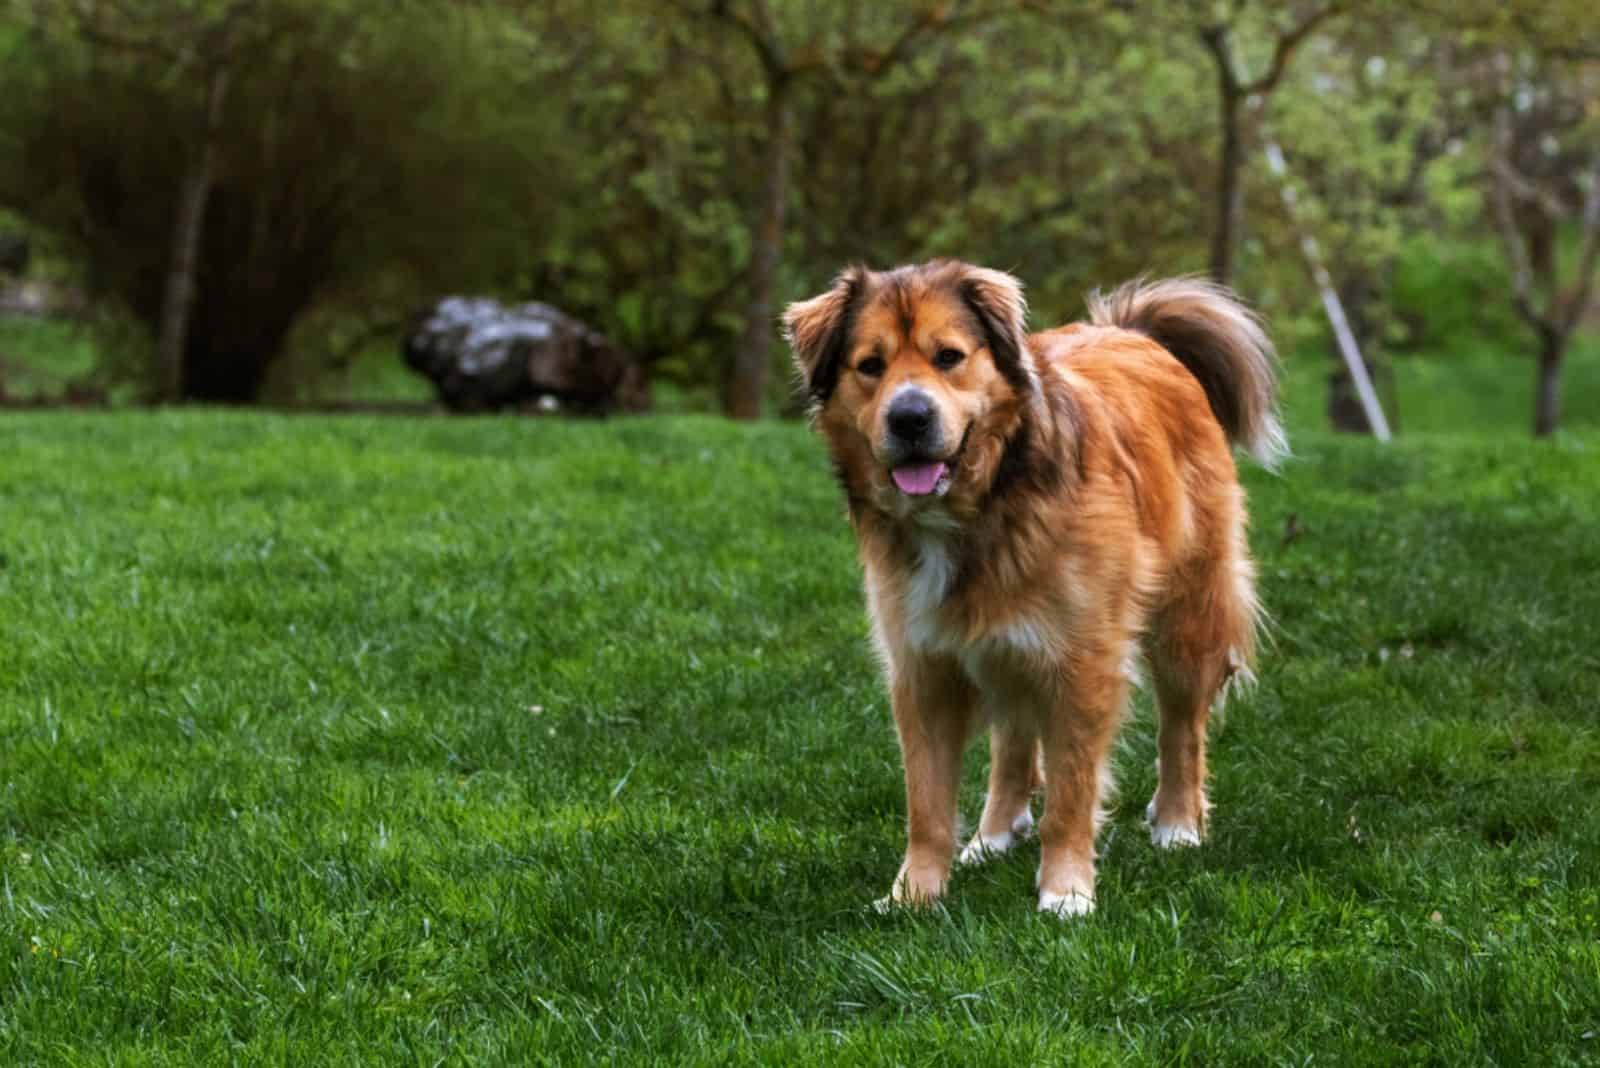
856, 356, 886, 377
933, 348, 965, 371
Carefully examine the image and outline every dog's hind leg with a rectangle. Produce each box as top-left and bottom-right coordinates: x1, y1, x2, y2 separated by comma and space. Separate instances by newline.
1145, 552, 1258, 849
1146, 668, 1218, 848
957, 723, 1041, 866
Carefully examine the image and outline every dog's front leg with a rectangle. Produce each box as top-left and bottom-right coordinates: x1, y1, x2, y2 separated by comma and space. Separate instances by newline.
1037, 651, 1126, 917
884, 655, 976, 908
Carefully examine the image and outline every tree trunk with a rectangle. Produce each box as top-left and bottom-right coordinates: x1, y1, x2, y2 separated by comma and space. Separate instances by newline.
156, 63, 232, 404
728, 76, 792, 421
182, 342, 276, 405
1210, 89, 1244, 286
1534, 329, 1564, 437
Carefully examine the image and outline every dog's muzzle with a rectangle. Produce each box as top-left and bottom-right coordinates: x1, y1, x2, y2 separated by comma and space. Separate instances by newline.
883, 391, 969, 498
886, 389, 939, 449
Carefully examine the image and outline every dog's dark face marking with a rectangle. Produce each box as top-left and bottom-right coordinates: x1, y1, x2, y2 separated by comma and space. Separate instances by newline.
788, 266, 867, 406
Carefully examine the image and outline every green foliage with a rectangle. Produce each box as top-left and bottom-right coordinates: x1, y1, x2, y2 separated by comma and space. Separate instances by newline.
503, 3, 757, 384
0, 0, 536, 400
1388, 237, 1526, 354
0, 0, 1593, 422
484, 0, 1595, 413
1, 413, 1598, 1062
0, 319, 97, 395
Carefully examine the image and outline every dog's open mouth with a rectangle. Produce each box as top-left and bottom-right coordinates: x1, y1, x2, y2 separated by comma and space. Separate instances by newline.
891, 461, 949, 496
890, 424, 971, 498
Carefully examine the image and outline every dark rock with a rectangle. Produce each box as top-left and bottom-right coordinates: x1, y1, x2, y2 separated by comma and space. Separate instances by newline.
403, 297, 645, 414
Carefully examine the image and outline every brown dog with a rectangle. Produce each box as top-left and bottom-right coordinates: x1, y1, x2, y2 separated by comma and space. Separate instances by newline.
784, 260, 1284, 916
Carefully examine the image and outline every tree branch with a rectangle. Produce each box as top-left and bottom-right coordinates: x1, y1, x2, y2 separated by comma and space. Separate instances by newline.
1512, 10, 1600, 61
860, 1, 1006, 78
62, 0, 180, 59
1198, 24, 1241, 98
1489, 103, 1549, 331
668, 0, 785, 77
1016, 0, 1133, 19
1241, 2, 1342, 97
1490, 155, 1575, 222
59, 0, 257, 77
824, 2, 1024, 84
863, 5, 944, 77
1559, 153, 1600, 336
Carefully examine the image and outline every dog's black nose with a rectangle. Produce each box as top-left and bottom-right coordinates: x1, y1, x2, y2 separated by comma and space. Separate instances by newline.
887, 391, 936, 442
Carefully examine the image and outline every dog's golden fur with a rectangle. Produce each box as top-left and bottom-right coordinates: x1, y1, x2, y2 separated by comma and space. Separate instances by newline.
784, 259, 1283, 916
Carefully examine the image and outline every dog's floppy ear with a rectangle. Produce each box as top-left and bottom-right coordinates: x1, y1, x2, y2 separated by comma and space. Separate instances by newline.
959, 266, 1036, 395
784, 265, 867, 405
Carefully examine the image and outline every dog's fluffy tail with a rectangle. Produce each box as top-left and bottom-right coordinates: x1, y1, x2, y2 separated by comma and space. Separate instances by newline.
1088, 277, 1287, 468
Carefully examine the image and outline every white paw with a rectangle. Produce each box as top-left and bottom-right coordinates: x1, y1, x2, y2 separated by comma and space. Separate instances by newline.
1144, 798, 1156, 824
957, 831, 1014, 866
1151, 823, 1202, 849
1038, 889, 1096, 918
957, 809, 1034, 866
872, 879, 945, 913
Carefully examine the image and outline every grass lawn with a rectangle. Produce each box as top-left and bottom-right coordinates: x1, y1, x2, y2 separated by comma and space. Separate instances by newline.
2, 411, 1599, 1064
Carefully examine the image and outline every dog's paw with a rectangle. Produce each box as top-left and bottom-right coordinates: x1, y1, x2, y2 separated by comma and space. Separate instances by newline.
956, 809, 1034, 866
872, 891, 942, 915
957, 832, 1014, 866
1038, 889, 1095, 918
1146, 796, 1203, 847
874, 864, 947, 912
1150, 823, 1203, 849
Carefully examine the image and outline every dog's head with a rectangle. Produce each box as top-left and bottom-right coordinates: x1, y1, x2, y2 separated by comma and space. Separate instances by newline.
784, 259, 1041, 517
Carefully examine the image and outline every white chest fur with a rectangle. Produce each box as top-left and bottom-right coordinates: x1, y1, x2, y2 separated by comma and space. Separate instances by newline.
896, 530, 1064, 684
901, 532, 958, 653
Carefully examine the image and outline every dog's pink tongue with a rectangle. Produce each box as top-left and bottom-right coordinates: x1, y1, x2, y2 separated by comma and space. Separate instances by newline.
892, 461, 948, 496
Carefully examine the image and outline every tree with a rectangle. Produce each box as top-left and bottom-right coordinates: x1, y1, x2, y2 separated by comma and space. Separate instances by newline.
14, 0, 266, 401
1264, 17, 1467, 433
671, 1, 814, 419
0, 1, 534, 402
1486, 54, 1600, 436
1396, 0, 1600, 435
1193, 1, 1341, 285
494, 0, 1166, 413
672, 0, 1019, 419
154, 2, 252, 404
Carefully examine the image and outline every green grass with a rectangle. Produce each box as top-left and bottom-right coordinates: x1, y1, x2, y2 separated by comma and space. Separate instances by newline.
2, 412, 1599, 1064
